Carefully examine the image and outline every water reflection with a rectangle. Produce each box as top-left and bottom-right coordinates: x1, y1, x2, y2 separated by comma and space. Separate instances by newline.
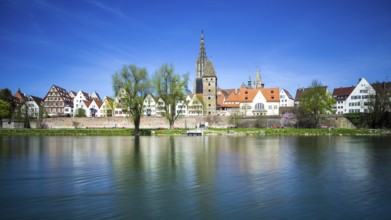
0, 136, 391, 219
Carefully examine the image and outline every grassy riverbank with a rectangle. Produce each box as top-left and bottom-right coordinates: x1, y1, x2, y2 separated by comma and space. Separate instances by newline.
0, 128, 390, 136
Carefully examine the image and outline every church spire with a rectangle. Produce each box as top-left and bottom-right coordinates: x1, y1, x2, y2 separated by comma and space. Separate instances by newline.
196, 30, 207, 78
254, 67, 264, 88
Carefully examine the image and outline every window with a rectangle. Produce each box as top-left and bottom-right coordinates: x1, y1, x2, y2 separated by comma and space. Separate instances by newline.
255, 103, 264, 109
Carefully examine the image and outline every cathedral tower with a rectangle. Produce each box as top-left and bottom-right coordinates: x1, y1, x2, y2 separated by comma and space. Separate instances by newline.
194, 30, 217, 114
195, 30, 207, 94
202, 61, 217, 115
254, 67, 264, 88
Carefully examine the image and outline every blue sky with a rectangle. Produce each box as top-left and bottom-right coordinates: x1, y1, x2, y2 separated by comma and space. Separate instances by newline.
1, 0, 391, 98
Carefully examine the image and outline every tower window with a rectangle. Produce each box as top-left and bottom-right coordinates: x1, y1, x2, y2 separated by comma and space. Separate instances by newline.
208, 89, 211, 92
208, 97, 211, 100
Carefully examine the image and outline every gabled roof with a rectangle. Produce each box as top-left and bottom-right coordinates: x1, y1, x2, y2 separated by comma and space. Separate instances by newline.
260, 88, 280, 102
332, 86, 355, 100
282, 89, 294, 100
90, 91, 101, 101
83, 100, 92, 108
43, 85, 73, 104
224, 87, 280, 103
13, 90, 26, 103
91, 99, 103, 108
80, 90, 90, 99
29, 95, 43, 105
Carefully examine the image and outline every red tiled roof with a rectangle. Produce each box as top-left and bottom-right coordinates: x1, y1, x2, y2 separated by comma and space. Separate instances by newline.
225, 87, 280, 103
13, 91, 26, 103
332, 86, 355, 100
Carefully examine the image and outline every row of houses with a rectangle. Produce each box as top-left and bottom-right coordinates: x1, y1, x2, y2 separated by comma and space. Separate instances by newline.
7, 77, 385, 119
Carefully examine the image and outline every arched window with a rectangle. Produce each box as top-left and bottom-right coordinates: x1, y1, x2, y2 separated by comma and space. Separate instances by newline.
255, 103, 264, 110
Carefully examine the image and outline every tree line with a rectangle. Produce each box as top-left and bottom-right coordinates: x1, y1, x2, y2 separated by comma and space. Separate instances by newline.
113, 63, 188, 136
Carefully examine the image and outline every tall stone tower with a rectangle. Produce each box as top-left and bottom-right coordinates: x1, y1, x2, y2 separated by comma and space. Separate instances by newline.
202, 61, 217, 115
195, 30, 207, 94
254, 67, 264, 88
194, 30, 217, 115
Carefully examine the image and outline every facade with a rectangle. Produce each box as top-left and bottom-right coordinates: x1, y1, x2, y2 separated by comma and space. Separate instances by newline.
332, 86, 355, 114
142, 93, 157, 116
24, 96, 43, 118
186, 94, 204, 116
218, 84, 280, 116
344, 78, 375, 113
73, 90, 91, 116
42, 85, 73, 116
279, 89, 294, 107
88, 99, 103, 117
113, 88, 129, 117
100, 96, 114, 117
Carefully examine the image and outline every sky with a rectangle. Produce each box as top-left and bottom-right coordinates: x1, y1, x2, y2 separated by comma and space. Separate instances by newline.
1, 0, 391, 98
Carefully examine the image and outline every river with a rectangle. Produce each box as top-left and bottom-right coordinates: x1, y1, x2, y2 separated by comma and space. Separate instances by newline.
0, 136, 390, 219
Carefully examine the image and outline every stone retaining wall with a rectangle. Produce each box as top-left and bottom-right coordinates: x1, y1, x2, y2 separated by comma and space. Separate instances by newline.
30, 115, 355, 129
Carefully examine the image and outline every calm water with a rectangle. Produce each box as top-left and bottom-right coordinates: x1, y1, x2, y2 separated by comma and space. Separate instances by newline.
1, 135, 391, 219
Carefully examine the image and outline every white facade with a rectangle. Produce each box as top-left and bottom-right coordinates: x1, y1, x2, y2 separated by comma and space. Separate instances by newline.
24, 96, 42, 118
279, 89, 294, 107
241, 90, 280, 116
176, 100, 187, 116
345, 78, 375, 113
142, 94, 157, 116
73, 90, 90, 116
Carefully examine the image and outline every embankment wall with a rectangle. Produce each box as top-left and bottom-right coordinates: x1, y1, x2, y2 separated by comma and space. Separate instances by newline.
30, 115, 355, 129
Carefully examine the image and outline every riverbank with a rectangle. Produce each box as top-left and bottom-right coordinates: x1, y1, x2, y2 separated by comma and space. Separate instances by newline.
0, 128, 390, 136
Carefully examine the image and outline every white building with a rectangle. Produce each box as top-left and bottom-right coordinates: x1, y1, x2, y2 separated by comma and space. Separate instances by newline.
142, 94, 157, 116
218, 85, 280, 116
332, 86, 355, 114
279, 89, 295, 107
344, 78, 375, 113
73, 90, 91, 116
23, 96, 43, 118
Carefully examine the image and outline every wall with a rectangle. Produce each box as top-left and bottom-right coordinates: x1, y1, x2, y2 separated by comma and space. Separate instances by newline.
29, 115, 355, 129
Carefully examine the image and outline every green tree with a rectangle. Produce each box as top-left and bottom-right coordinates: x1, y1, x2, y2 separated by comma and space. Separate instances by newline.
0, 88, 15, 118
298, 80, 335, 128
367, 82, 391, 128
74, 108, 86, 117
113, 65, 150, 136
0, 100, 11, 122
152, 63, 188, 129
